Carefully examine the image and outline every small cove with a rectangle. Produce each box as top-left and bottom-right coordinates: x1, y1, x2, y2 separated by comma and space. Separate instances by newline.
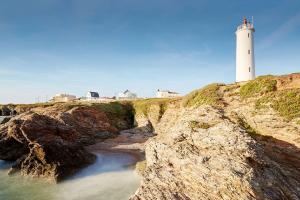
0, 152, 140, 200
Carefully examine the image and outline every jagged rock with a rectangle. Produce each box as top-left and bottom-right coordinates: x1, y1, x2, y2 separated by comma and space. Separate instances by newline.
131, 73, 300, 200
0, 104, 132, 182
131, 105, 300, 200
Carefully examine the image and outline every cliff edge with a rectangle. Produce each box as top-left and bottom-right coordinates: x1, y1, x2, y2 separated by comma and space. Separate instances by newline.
131, 73, 300, 200
0, 102, 134, 182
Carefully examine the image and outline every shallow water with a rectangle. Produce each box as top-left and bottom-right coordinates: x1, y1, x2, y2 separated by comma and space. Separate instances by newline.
0, 152, 141, 200
0, 116, 6, 123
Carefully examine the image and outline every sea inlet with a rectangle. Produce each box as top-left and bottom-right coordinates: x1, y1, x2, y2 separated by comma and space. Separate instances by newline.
0, 152, 140, 200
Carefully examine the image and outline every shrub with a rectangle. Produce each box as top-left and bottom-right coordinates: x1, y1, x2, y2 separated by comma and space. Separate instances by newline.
271, 90, 300, 120
240, 75, 277, 98
182, 83, 223, 108
255, 89, 300, 120
132, 98, 172, 117
189, 120, 212, 131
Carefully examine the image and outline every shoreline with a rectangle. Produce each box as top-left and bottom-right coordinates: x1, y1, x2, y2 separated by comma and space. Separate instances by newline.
85, 130, 151, 164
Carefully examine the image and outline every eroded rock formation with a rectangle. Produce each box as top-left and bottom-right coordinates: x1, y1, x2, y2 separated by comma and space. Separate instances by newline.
131, 74, 300, 200
0, 103, 134, 182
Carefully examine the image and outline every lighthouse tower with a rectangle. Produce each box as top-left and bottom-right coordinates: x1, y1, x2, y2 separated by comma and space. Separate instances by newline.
236, 17, 255, 82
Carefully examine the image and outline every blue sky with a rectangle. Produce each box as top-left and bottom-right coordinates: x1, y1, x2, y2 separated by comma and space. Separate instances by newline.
0, 0, 299, 103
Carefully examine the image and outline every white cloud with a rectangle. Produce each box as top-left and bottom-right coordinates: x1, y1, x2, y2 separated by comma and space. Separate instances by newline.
258, 13, 300, 49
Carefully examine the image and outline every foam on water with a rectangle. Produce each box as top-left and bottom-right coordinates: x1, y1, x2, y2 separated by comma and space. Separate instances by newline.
0, 116, 6, 123
0, 152, 141, 200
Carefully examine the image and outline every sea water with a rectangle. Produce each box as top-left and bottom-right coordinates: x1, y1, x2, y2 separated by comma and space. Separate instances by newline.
0, 116, 6, 123
0, 152, 140, 200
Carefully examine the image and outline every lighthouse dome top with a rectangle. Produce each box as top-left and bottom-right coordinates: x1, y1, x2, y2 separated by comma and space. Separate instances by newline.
236, 17, 255, 32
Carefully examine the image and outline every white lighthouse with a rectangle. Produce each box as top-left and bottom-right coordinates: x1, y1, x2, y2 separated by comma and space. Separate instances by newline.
236, 17, 255, 82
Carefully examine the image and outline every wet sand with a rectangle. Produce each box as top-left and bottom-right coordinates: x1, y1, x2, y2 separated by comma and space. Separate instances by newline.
86, 129, 153, 162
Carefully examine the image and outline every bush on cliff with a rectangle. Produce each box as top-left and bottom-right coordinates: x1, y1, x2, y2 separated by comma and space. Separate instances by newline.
132, 98, 172, 118
240, 75, 277, 98
189, 120, 212, 131
182, 83, 224, 108
272, 90, 300, 120
256, 89, 300, 120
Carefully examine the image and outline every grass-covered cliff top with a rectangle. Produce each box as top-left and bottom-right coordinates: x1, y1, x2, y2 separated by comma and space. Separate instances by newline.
239, 75, 277, 98
2, 73, 299, 122
182, 83, 224, 108
132, 98, 179, 117
240, 75, 300, 120
255, 89, 300, 120
1, 101, 134, 120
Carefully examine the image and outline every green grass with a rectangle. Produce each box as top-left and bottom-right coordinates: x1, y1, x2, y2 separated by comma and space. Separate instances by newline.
132, 98, 172, 117
0, 102, 58, 114
4, 102, 56, 109
271, 90, 300, 120
90, 102, 133, 118
182, 83, 224, 108
236, 117, 257, 136
189, 120, 212, 131
255, 89, 300, 120
240, 75, 277, 98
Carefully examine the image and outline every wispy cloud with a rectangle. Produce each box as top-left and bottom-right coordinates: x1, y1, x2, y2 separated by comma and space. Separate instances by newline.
258, 13, 300, 49
0, 69, 19, 76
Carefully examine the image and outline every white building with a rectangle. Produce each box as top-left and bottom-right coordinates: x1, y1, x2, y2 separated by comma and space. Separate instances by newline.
86, 91, 100, 100
236, 17, 255, 82
52, 94, 76, 102
156, 89, 180, 98
118, 90, 137, 100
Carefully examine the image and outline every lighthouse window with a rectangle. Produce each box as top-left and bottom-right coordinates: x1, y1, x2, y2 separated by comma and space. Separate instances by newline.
249, 67, 251, 72
248, 50, 251, 54
248, 33, 250, 38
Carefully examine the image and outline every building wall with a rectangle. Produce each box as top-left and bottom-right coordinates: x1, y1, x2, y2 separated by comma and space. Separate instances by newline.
53, 94, 76, 102
156, 91, 180, 98
118, 92, 137, 99
236, 25, 255, 82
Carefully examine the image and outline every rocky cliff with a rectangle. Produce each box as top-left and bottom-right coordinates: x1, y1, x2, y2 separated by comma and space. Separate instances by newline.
0, 102, 134, 182
131, 73, 300, 200
0, 73, 299, 198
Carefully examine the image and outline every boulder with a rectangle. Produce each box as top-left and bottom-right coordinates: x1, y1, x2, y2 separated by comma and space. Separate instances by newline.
0, 105, 129, 182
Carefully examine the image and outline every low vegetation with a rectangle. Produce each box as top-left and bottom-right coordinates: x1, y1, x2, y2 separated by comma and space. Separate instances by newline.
272, 90, 300, 120
255, 89, 300, 120
90, 102, 133, 118
236, 117, 257, 136
189, 120, 212, 131
239, 75, 277, 98
132, 98, 174, 118
182, 83, 224, 108
2, 102, 56, 110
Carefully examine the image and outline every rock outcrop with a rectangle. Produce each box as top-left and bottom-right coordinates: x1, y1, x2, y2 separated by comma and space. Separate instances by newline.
0, 102, 134, 182
131, 74, 300, 200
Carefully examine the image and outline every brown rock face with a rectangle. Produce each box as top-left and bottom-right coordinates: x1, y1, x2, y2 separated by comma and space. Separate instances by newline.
130, 74, 300, 200
276, 73, 300, 90
131, 106, 300, 200
0, 104, 133, 182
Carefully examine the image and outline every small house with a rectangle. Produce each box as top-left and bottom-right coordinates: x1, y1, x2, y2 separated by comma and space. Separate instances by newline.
118, 90, 137, 100
156, 89, 180, 98
86, 91, 100, 100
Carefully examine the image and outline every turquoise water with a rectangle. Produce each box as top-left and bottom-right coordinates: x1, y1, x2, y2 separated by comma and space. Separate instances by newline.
0, 153, 140, 200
